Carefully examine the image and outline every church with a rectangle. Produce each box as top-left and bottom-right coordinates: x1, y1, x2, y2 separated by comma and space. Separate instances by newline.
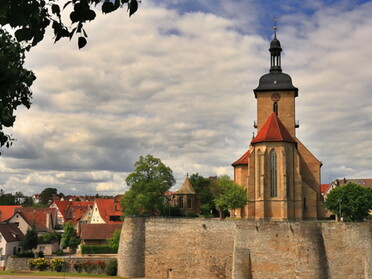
232, 28, 324, 221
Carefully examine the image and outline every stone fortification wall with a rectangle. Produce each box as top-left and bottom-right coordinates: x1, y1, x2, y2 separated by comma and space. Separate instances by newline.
118, 218, 371, 279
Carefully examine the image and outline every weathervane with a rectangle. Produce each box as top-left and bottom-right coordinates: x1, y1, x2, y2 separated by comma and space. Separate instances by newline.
273, 17, 277, 37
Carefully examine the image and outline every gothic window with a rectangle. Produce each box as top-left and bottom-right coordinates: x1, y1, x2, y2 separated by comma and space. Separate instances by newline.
188, 199, 192, 209
286, 150, 290, 198
270, 149, 277, 197
258, 150, 263, 197
273, 102, 278, 115
179, 197, 184, 209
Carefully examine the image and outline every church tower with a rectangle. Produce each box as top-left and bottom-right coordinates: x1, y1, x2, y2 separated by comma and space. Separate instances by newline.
232, 23, 324, 221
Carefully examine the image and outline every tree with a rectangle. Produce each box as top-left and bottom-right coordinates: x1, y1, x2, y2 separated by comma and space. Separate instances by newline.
39, 187, 58, 205
0, 29, 35, 151
0, 1, 139, 152
189, 173, 215, 214
121, 154, 175, 216
212, 175, 247, 219
61, 221, 81, 250
107, 229, 121, 250
22, 225, 38, 251
325, 182, 372, 221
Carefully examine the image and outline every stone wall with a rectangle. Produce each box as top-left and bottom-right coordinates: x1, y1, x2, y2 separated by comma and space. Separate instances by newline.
118, 217, 372, 279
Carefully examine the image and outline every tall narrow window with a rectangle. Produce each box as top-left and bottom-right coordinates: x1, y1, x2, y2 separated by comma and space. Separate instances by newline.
286, 151, 290, 198
270, 149, 277, 197
273, 102, 278, 115
258, 150, 262, 197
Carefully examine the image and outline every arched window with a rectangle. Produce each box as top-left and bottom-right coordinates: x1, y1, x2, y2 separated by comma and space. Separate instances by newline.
258, 150, 263, 197
270, 149, 277, 197
286, 151, 290, 198
273, 102, 278, 115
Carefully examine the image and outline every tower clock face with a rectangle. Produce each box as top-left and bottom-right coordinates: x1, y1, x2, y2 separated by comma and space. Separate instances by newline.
271, 93, 281, 102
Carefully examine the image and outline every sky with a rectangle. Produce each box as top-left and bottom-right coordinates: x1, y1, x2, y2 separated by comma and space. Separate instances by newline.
1, 0, 372, 196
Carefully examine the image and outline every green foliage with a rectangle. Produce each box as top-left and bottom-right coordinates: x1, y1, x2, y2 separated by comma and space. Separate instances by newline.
0, 29, 34, 151
122, 154, 175, 216
0, 189, 15, 205
38, 231, 61, 244
22, 225, 38, 251
81, 245, 118, 254
107, 229, 121, 250
325, 182, 372, 221
189, 173, 215, 214
49, 258, 66, 272
213, 175, 247, 218
61, 221, 81, 250
0, 0, 140, 49
105, 259, 117, 276
39, 187, 58, 205
14, 251, 35, 258
28, 257, 49, 271
72, 259, 106, 273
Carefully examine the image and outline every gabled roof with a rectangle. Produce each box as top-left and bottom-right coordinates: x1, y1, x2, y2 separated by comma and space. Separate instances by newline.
175, 175, 196, 195
80, 223, 122, 240
251, 112, 296, 144
0, 223, 24, 242
13, 207, 56, 232
96, 199, 123, 224
232, 150, 250, 166
320, 184, 330, 194
0, 205, 21, 222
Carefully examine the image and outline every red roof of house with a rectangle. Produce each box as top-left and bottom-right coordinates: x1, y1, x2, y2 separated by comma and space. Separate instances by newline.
80, 223, 122, 240
251, 112, 296, 144
14, 207, 57, 232
96, 199, 123, 224
320, 184, 330, 193
0, 205, 21, 222
232, 150, 250, 166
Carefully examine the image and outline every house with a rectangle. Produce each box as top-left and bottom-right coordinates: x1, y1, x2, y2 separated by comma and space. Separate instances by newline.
7, 207, 57, 235
0, 224, 24, 270
90, 196, 123, 224
49, 200, 94, 229
32, 194, 41, 204
0, 206, 21, 222
170, 175, 201, 216
80, 223, 122, 246
323, 178, 372, 199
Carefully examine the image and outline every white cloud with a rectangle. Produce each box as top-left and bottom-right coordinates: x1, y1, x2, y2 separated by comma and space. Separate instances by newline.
1, 0, 372, 196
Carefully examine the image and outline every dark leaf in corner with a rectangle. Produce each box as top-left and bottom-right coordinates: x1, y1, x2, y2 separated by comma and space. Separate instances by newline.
78, 36, 87, 49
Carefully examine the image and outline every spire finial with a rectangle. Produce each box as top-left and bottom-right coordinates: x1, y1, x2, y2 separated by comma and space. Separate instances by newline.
273, 17, 277, 38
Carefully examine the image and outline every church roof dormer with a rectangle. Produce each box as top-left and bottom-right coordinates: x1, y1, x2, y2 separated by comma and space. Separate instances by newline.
251, 112, 296, 144
254, 19, 298, 97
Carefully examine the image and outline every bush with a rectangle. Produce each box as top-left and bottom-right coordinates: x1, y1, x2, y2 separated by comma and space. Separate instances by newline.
28, 257, 49, 271
105, 259, 117, 276
186, 212, 199, 217
50, 258, 66, 272
72, 259, 106, 274
56, 249, 63, 256
81, 245, 117, 254
37, 251, 44, 258
14, 251, 34, 258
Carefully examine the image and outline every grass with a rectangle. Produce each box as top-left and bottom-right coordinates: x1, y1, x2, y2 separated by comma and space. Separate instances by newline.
0, 270, 123, 278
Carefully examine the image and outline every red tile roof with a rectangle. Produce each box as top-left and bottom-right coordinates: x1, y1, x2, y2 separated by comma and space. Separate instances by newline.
0, 205, 21, 222
96, 199, 123, 224
80, 223, 122, 240
232, 150, 250, 166
251, 112, 296, 144
14, 207, 57, 232
320, 184, 330, 193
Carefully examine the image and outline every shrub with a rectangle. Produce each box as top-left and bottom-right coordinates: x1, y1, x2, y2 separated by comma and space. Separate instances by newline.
105, 259, 117, 276
56, 249, 63, 256
14, 251, 34, 258
72, 259, 106, 273
28, 257, 49, 271
81, 245, 117, 254
72, 261, 83, 273
37, 251, 44, 258
50, 258, 66, 272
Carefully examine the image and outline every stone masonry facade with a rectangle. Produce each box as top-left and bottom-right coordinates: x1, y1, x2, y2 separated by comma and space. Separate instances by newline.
118, 217, 372, 279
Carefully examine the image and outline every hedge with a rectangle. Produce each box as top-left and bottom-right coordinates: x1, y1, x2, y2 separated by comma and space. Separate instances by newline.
81, 245, 117, 254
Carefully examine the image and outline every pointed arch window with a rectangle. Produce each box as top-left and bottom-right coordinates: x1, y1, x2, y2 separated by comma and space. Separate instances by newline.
270, 149, 277, 197
273, 102, 278, 115
286, 151, 290, 198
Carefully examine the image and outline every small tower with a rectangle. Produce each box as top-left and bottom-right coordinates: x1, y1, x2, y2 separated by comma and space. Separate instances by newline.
232, 21, 324, 220
170, 174, 201, 216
